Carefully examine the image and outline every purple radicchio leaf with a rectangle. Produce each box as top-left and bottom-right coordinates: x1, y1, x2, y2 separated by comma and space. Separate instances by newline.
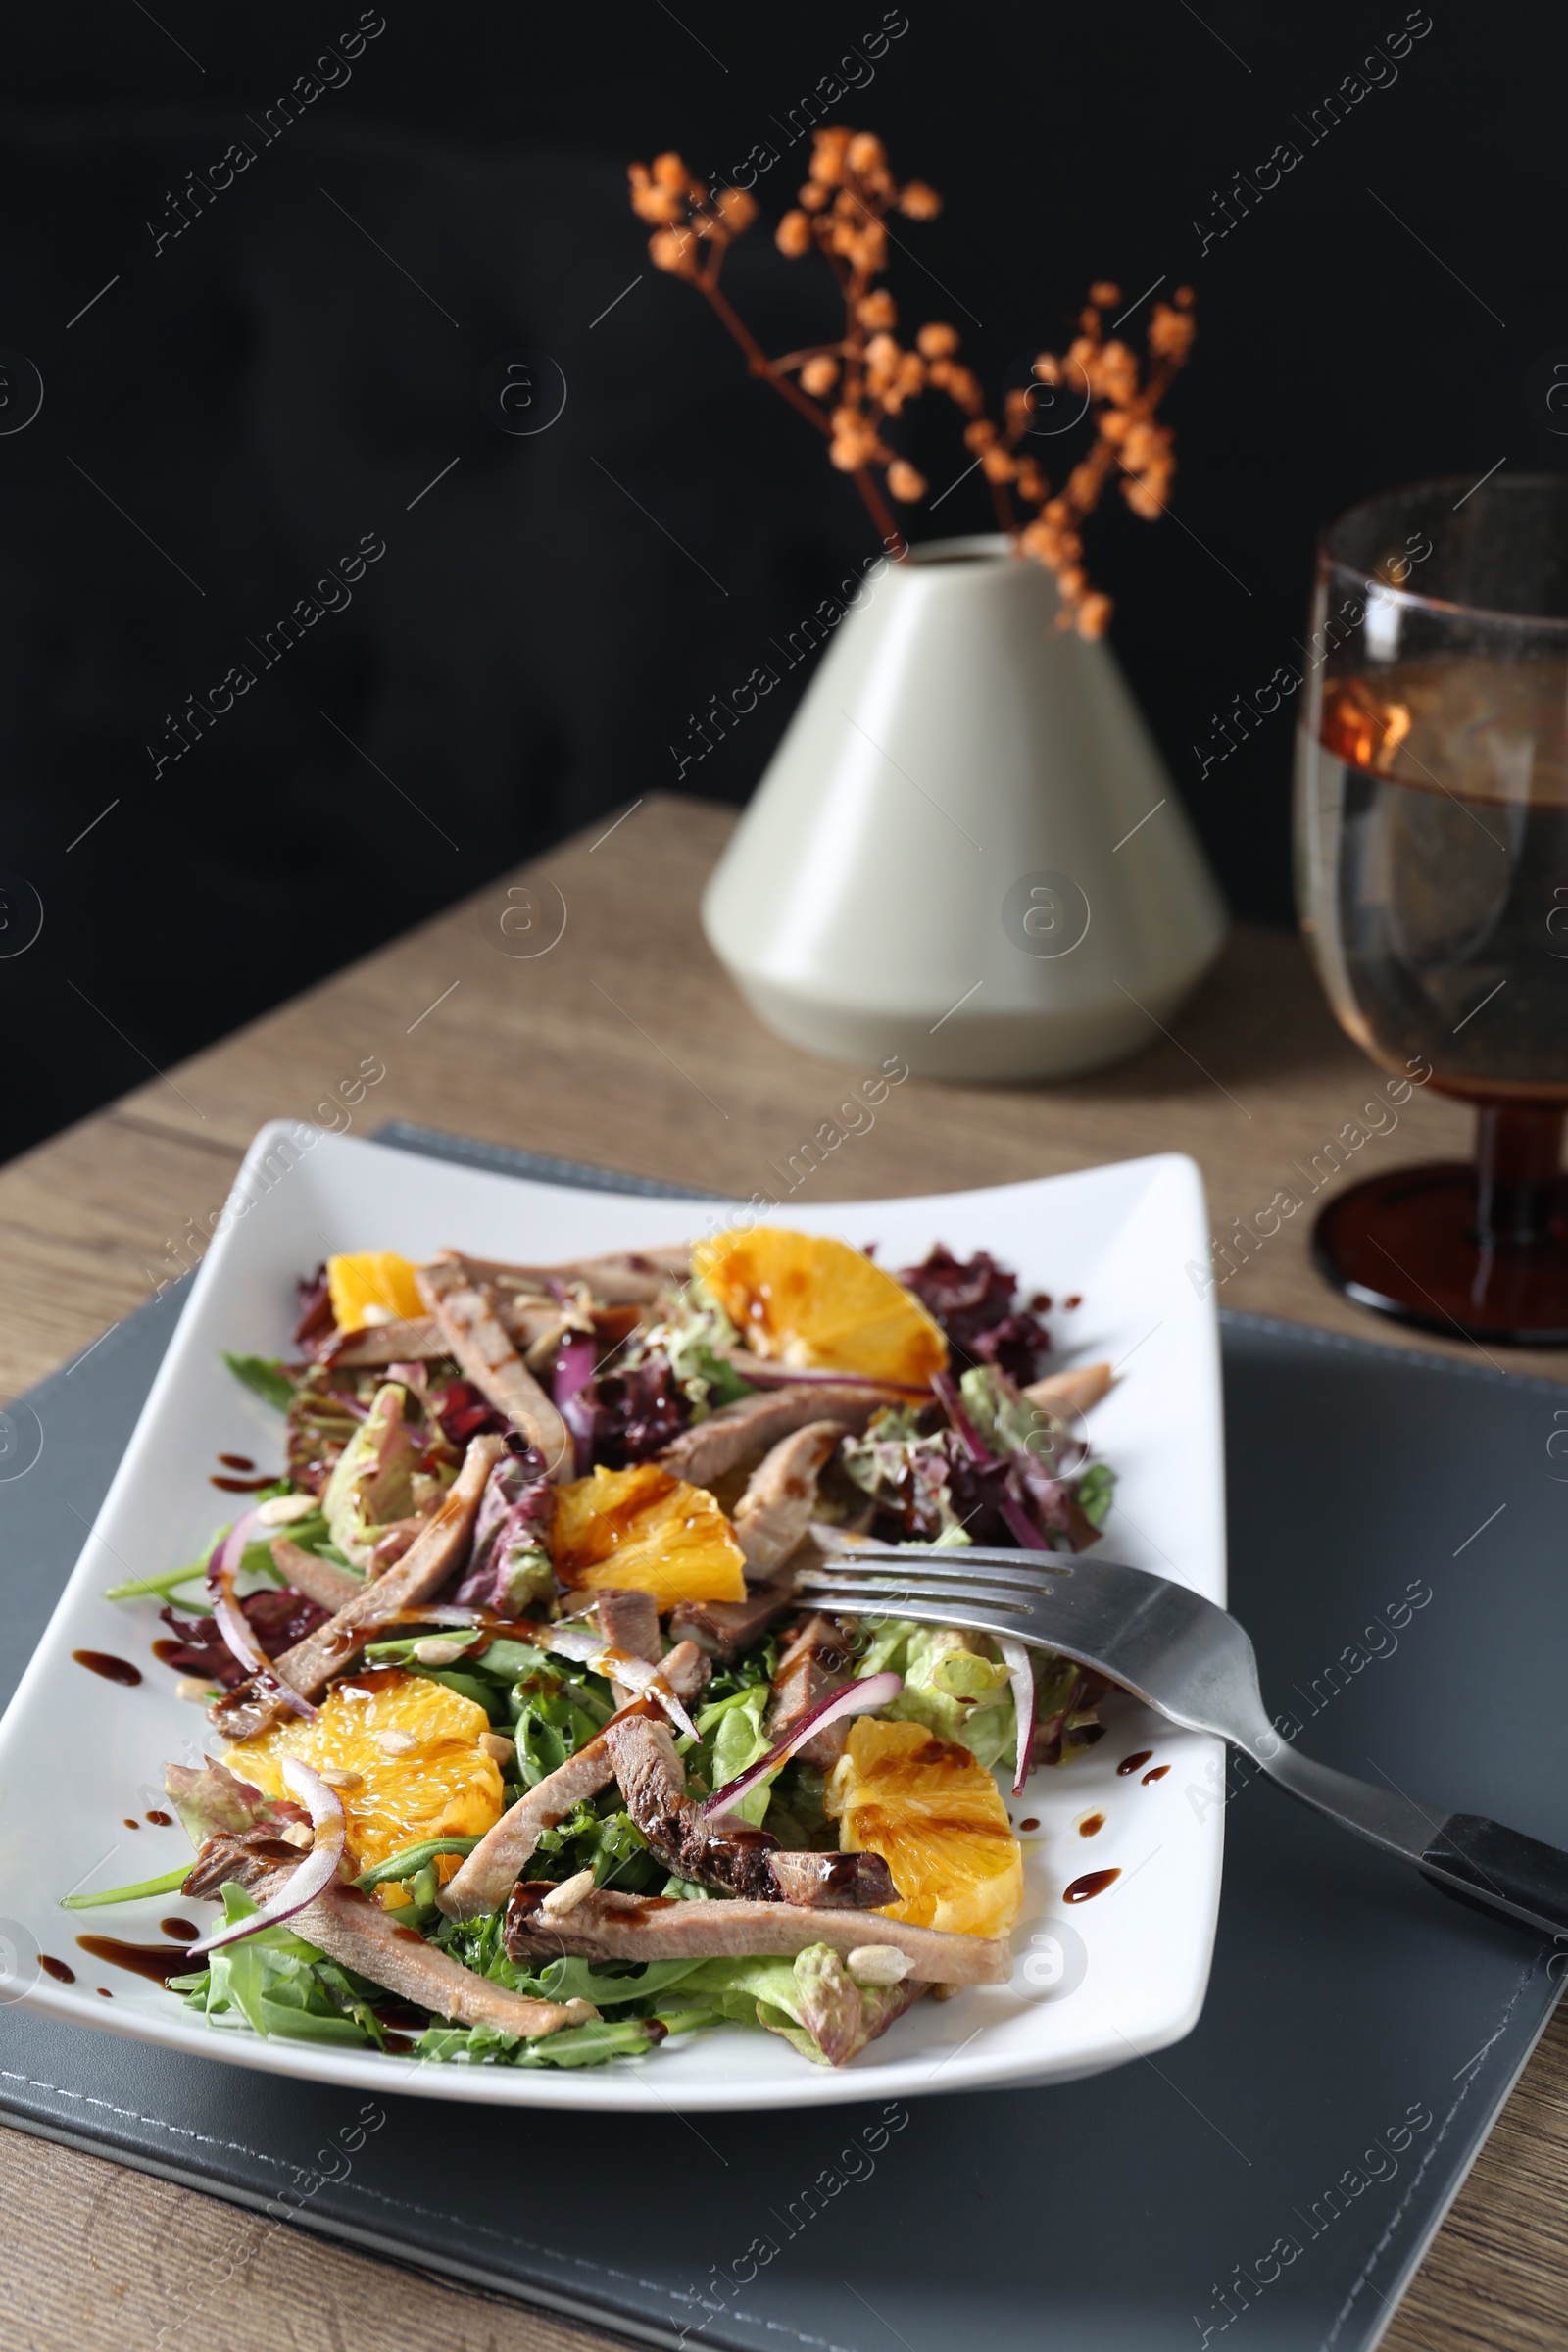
451, 1437, 556, 1611
163, 1759, 308, 1847
932, 1372, 1042, 1549
897, 1246, 1050, 1381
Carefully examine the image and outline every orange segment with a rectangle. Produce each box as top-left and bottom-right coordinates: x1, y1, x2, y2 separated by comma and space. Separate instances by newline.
226, 1665, 502, 1876
825, 1716, 1023, 1938
553, 1462, 747, 1609
692, 1227, 947, 1387
327, 1251, 426, 1332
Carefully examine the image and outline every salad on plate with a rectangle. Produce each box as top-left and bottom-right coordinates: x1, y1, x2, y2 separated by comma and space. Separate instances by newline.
86, 1226, 1118, 2072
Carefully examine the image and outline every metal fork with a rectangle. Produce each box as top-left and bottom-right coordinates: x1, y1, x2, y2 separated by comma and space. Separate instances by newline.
796, 1543, 1568, 1945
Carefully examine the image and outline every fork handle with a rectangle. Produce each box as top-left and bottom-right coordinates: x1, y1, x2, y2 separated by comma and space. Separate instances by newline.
1420, 1812, 1568, 1942
1257, 1750, 1568, 1944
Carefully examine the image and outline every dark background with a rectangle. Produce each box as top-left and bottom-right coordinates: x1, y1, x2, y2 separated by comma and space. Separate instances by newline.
0, 0, 1560, 1165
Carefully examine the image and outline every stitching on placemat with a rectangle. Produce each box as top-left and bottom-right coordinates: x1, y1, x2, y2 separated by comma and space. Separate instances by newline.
0, 2064, 863, 2352
1320, 1952, 1553, 2345
1, 2067, 329, 2161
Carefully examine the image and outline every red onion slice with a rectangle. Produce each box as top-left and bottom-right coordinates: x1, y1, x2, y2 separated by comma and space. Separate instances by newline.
703, 1669, 904, 1820
544, 1621, 609, 1665
206, 1511, 317, 1721
185, 1758, 345, 1955
385, 1604, 550, 1634
552, 1331, 596, 1403
996, 1485, 1050, 1553
546, 1622, 698, 1737
600, 1657, 699, 1740
997, 1636, 1036, 1796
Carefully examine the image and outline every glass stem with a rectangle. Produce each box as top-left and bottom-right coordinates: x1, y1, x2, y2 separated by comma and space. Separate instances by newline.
1474, 1102, 1566, 1247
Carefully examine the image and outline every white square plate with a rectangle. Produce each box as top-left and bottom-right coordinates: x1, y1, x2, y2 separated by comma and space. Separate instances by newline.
0, 1124, 1225, 2110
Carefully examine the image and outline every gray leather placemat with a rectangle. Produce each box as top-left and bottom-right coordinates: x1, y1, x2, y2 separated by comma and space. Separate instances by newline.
0, 1130, 1561, 2351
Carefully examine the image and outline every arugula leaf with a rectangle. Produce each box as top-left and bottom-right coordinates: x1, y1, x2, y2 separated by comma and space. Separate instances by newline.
432, 1907, 697, 2007
698, 1632, 778, 1708
416, 2016, 665, 2068
531, 1797, 660, 1893
509, 1651, 612, 1785
532, 1954, 703, 2007
222, 1353, 296, 1413
177, 1886, 388, 2047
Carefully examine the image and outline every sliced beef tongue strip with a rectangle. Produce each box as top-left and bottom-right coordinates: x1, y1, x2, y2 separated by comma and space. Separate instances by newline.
268, 1538, 363, 1613
436, 1639, 711, 1923
657, 1384, 887, 1487
503, 1882, 1008, 1984
182, 1830, 308, 1897
593, 1588, 661, 1658
415, 1256, 572, 1478
768, 1850, 898, 1905
210, 1431, 504, 1740
667, 1569, 799, 1662
732, 1421, 847, 1581
460, 1247, 691, 1305
766, 1613, 858, 1767
668, 1423, 853, 1663
322, 1314, 445, 1368
181, 1841, 593, 2038
602, 1714, 896, 1908
605, 1714, 780, 1900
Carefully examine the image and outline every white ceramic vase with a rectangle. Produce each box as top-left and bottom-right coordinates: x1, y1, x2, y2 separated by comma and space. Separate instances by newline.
702, 533, 1228, 1081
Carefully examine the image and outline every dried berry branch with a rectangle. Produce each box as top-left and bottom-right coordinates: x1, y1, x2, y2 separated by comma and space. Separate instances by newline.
628, 128, 1195, 637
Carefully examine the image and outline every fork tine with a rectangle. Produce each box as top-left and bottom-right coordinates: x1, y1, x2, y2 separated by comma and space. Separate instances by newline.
910, 1544, 1075, 1568
815, 1543, 1075, 1581
799, 1561, 1067, 1599
794, 1575, 1035, 1617
806, 1555, 1063, 1592
802, 1559, 1039, 1591
817, 1543, 1071, 1561
808, 1596, 1045, 1642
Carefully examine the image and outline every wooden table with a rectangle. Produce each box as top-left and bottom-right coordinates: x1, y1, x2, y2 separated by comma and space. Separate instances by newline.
1, 794, 1563, 2350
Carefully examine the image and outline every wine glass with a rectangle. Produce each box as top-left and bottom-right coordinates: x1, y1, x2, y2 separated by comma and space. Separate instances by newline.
1296, 474, 1568, 1345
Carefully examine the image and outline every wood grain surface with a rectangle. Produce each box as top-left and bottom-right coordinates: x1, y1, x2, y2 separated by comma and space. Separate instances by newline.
1, 793, 1563, 2351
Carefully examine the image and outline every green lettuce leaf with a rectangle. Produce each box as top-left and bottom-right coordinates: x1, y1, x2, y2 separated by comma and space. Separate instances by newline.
958, 1362, 1116, 1529
660, 1288, 755, 1414
320, 1380, 423, 1567
680, 1944, 915, 2066
858, 1621, 1015, 1773
691, 1684, 774, 1824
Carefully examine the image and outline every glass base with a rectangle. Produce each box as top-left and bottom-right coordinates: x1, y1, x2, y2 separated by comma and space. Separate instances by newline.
1312, 1162, 1568, 1347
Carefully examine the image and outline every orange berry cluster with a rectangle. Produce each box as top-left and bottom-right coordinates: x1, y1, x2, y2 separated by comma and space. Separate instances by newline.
1007, 282, 1196, 635
628, 130, 1194, 637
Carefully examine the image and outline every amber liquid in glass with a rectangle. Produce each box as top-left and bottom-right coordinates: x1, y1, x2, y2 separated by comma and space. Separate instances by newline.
1298, 655, 1568, 1100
